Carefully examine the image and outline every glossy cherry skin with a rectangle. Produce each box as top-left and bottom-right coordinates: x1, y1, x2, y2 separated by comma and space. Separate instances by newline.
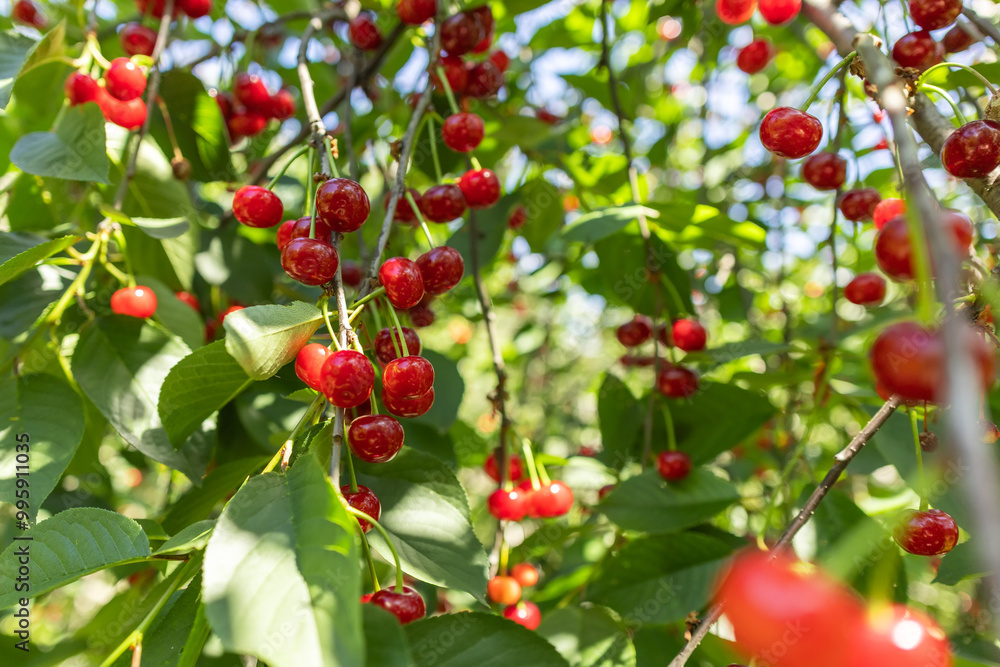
349, 14, 382, 51
941, 120, 1000, 178
892, 31, 943, 71
348, 414, 405, 463
893, 508, 959, 556
616, 315, 653, 347
736, 39, 774, 74
383, 356, 434, 400
281, 238, 339, 286
458, 169, 501, 208
488, 487, 529, 521
484, 451, 523, 483
396, 0, 436, 25
716, 0, 757, 24
417, 246, 464, 294
715, 550, 866, 667
105, 58, 147, 102
295, 343, 332, 390
656, 365, 699, 398
65, 73, 99, 105
233, 185, 283, 228
381, 387, 434, 418
435, 55, 469, 95
96, 90, 147, 129
873, 197, 906, 230
910, 0, 962, 30
465, 60, 504, 98
13, 0, 46, 27
488, 576, 522, 605
874, 212, 972, 281
847, 604, 952, 667
177, 0, 211, 18
870, 321, 994, 403
120, 23, 157, 57
316, 178, 370, 232
111, 286, 158, 318
320, 350, 375, 408
379, 257, 425, 309
802, 152, 847, 190
233, 73, 271, 110
420, 185, 467, 223
844, 272, 886, 307
758, 0, 801, 24
441, 11, 483, 56
530, 482, 574, 518
374, 327, 422, 364
943, 25, 976, 54
342, 485, 380, 532
760, 107, 823, 159
657, 450, 692, 481
511, 563, 538, 587
267, 89, 296, 120
503, 602, 541, 630
278, 216, 335, 249
672, 319, 707, 351
838, 188, 881, 222
370, 586, 426, 624
442, 112, 485, 152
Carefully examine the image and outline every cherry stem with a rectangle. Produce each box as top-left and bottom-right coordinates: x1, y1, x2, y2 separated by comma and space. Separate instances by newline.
918, 62, 998, 96
919, 84, 968, 125
324, 134, 341, 179
520, 436, 542, 491
360, 533, 381, 593
261, 393, 326, 474
111, 228, 136, 287
346, 507, 406, 591
379, 298, 404, 359
384, 298, 411, 356
663, 403, 677, 451
266, 144, 310, 190
499, 537, 509, 576
536, 459, 552, 486
320, 298, 343, 351
426, 116, 444, 183
910, 409, 929, 511
800, 51, 856, 111
349, 286, 385, 311
306, 146, 317, 238
470, 155, 483, 171
404, 190, 436, 248
344, 447, 359, 492
434, 65, 461, 115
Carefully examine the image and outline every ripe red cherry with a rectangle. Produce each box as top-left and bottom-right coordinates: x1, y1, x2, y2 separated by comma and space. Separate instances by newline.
441, 11, 483, 56
616, 315, 653, 346
342, 484, 381, 533
96, 88, 147, 129
419, 184, 467, 223
489, 50, 510, 73
484, 451, 524, 483
383, 356, 434, 400
13, 0, 46, 28
714, 550, 865, 667
320, 350, 375, 408
873, 197, 906, 229
758, 0, 801, 24
409, 303, 435, 327
943, 25, 976, 53
759, 107, 823, 159
135, 0, 167, 18
381, 387, 434, 418
295, 343, 332, 391
508, 205, 527, 230
348, 414, 405, 463
488, 576, 522, 605
472, 6, 495, 52
379, 257, 425, 309
656, 365, 699, 398
910, 0, 962, 30
672, 319, 707, 351
175, 291, 200, 312
802, 152, 847, 190
387, 188, 422, 224
266, 89, 296, 120
511, 563, 538, 587
233, 185, 283, 228
435, 55, 469, 95
396, 0, 436, 25
870, 321, 994, 403
503, 601, 541, 630
442, 113, 485, 153
846, 605, 952, 667
466, 60, 504, 98
941, 120, 1000, 178
177, 0, 211, 18
716, 0, 757, 24
374, 327, 422, 364
282, 238, 339, 285
736, 40, 774, 74
349, 14, 382, 51
111, 286, 158, 318
892, 31, 943, 71
65, 73, 99, 105
893, 508, 959, 556
844, 273, 886, 307
416, 246, 465, 294
227, 110, 267, 138
233, 73, 271, 109
341, 260, 362, 288
530, 482, 574, 517
316, 178, 370, 233
104, 58, 147, 102
657, 450, 692, 481
120, 23, 157, 57
458, 169, 501, 208
369, 586, 426, 624
838, 188, 881, 222
874, 211, 972, 281
488, 488, 529, 521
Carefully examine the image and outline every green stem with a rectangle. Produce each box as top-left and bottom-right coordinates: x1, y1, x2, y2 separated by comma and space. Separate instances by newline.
112, 228, 136, 286
176, 600, 209, 667
344, 446, 359, 492
918, 62, 998, 95
346, 508, 405, 591
404, 190, 435, 248
261, 393, 326, 474
663, 403, 677, 451
306, 146, 317, 238
379, 298, 403, 359
320, 297, 343, 351
919, 84, 968, 125
801, 51, 857, 111
435, 66, 461, 114
267, 144, 310, 190
520, 436, 541, 491
427, 116, 444, 183
911, 409, 929, 511
350, 286, 386, 310
324, 135, 341, 178
360, 534, 381, 593
384, 298, 411, 356
499, 538, 509, 576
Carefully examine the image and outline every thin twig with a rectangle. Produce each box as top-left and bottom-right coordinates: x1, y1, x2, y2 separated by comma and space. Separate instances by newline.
961, 7, 1000, 45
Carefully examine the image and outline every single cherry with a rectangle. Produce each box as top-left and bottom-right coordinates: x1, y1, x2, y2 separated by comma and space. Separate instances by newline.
416, 246, 464, 294
893, 508, 959, 556
396, 0, 436, 25
530, 482, 574, 518
233, 185, 283, 228
656, 365, 699, 398
910, 0, 962, 30
458, 169, 501, 208
465, 60, 504, 98
874, 211, 972, 281
716, 0, 757, 24
940, 120, 1000, 178
420, 184, 467, 223
892, 31, 944, 71
383, 356, 434, 400
511, 563, 539, 587
381, 387, 434, 418
846, 604, 952, 667
281, 237, 339, 286
503, 602, 541, 630
440, 11, 483, 56
374, 327, 422, 365
873, 197, 906, 229
105, 58, 147, 102
435, 55, 469, 95
442, 112, 485, 152
341, 260, 362, 288
672, 318, 707, 351
316, 178, 370, 232
120, 23, 157, 57
295, 343, 332, 391
409, 303, 435, 327
758, 0, 801, 24
65, 73, 99, 106
802, 151, 847, 190
760, 107, 823, 159
319, 350, 375, 408
616, 315, 653, 347
342, 483, 381, 532
489, 50, 510, 73
96, 88, 147, 129
484, 451, 524, 483
487, 576, 522, 605
349, 14, 382, 51
943, 25, 976, 54
844, 273, 886, 307
736, 39, 775, 74
838, 188, 881, 222
175, 291, 200, 312
111, 286, 158, 318
267, 89, 296, 120
177, 0, 211, 18
657, 450, 693, 481
379, 257, 425, 309
508, 205, 527, 229
13, 0, 46, 28
348, 414, 405, 463
487, 487, 529, 521
233, 73, 271, 110
369, 586, 426, 624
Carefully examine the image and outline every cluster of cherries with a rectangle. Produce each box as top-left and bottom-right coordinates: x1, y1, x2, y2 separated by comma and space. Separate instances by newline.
213, 73, 296, 142
487, 563, 542, 630
65, 58, 149, 130
723, 0, 803, 75
890, 0, 979, 71
484, 450, 575, 522
616, 315, 707, 400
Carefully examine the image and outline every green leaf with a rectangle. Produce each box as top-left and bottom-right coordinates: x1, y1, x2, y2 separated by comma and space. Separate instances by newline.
562, 205, 657, 244
410, 349, 464, 432
18, 21, 65, 75
404, 613, 570, 667
161, 456, 268, 534
110, 575, 205, 667
516, 178, 565, 249
223, 302, 323, 380
158, 341, 252, 448
0, 508, 150, 609
0, 30, 36, 110
935, 541, 987, 585
137, 274, 204, 350
363, 605, 412, 667
203, 456, 363, 667
0, 233, 78, 288
672, 382, 776, 464
10, 104, 110, 183
536, 606, 637, 667
598, 469, 739, 533
154, 520, 215, 556
0, 373, 85, 520
597, 374, 643, 470
110, 212, 191, 240
586, 531, 736, 626
355, 448, 489, 602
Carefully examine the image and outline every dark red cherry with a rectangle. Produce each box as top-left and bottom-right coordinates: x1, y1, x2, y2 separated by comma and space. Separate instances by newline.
657, 450, 692, 481
120, 23, 157, 57
943, 25, 976, 53
386, 188, 422, 224
892, 31, 944, 71
465, 60, 503, 98
177, 0, 211, 18
65, 73, 99, 105
530, 482, 574, 517
838, 188, 881, 222
458, 169, 501, 208
672, 319, 707, 351
295, 343, 332, 390
111, 286, 158, 318
736, 39, 774, 74
409, 303, 435, 327
440, 11, 483, 56
616, 315, 653, 347
381, 387, 434, 418
416, 246, 464, 294
278, 216, 335, 249
135, 0, 167, 19
488, 487, 529, 521
941, 120, 1000, 178
233, 73, 271, 110
341, 260, 362, 288
396, 0, 436, 25
342, 484, 380, 533
13, 0, 46, 27
281, 238, 339, 286
233, 185, 283, 228
348, 414, 405, 463
374, 327, 422, 364
503, 601, 541, 630
472, 6, 494, 52
873, 197, 906, 229
508, 205, 527, 229
383, 356, 434, 400
484, 451, 524, 483
656, 365, 699, 398
716, 0, 756, 24
226, 109, 267, 138
760, 107, 823, 159
105, 58, 147, 102
802, 152, 847, 190
758, 0, 800, 24
442, 112, 485, 153
910, 0, 962, 30
874, 211, 972, 281
489, 50, 510, 73
316, 178, 370, 232
893, 508, 959, 555
419, 184, 467, 223
434, 55, 469, 95
96, 88, 147, 129
266, 89, 296, 120
175, 291, 200, 312
844, 273, 886, 307
379, 257, 425, 309
349, 14, 382, 51
369, 586, 426, 624
320, 350, 375, 408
